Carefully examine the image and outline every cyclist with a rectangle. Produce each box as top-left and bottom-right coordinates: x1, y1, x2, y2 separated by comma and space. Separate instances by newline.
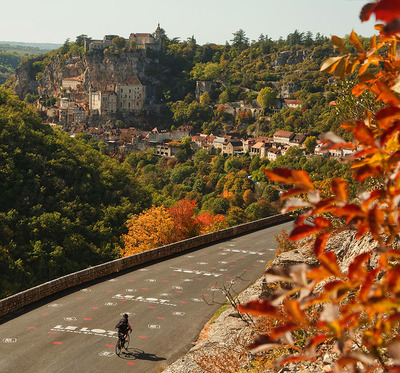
115, 313, 132, 346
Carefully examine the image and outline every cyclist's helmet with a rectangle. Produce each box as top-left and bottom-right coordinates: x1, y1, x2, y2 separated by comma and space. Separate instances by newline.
123, 313, 128, 318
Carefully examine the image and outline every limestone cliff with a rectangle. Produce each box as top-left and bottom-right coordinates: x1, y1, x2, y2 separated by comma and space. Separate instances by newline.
14, 49, 163, 102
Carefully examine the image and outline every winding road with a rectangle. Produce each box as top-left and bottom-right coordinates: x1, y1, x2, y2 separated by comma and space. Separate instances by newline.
0, 221, 292, 373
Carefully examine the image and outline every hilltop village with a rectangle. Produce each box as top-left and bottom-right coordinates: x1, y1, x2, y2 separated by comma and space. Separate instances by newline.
14, 26, 355, 162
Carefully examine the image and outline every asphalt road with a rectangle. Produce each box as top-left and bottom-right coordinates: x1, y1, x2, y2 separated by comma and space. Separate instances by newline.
0, 221, 293, 373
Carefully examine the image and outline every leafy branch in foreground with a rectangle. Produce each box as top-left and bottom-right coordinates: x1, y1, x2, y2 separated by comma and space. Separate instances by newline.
238, 1, 400, 371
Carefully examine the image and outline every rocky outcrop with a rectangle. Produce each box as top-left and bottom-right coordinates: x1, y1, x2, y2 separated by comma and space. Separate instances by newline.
271, 49, 311, 68
13, 49, 162, 102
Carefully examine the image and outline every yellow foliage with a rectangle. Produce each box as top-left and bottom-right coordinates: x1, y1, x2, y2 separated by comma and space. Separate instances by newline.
121, 206, 174, 257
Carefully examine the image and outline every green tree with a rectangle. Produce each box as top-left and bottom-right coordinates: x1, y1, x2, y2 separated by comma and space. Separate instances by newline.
112, 37, 126, 49
304, 136, 317, 153
231, 29, 249, 50
257, 87, 277, 111
219, 90, 229, 104
200, 92, 211, 105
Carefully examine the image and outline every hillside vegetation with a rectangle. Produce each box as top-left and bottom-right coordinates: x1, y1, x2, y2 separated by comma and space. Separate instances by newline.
0, 88, 150, 297
0, 43, 54, 85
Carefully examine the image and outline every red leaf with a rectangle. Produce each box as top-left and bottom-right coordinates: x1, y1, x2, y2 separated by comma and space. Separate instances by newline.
360, 268, 380, 302
290, 224, 320, 240
319, 251, 342, 277
380, 122, 400, 147
376, 80, 400, 106
387, 267, 400, 294
306, 334, 328, 350
237, 300, 284, 318
375, 107, 400, 130
247, 335, 283, 353
265, 168, 314, 189
331, 178, 348, 201
270, 322, 299, 340
313, 198, 335, 215
314, 216, 331, 229
353, 122, 376, 147
333, 204, 366, 224
314, 232, 330, 256
384, 18, 400, 35
281, 187, 310, 200
368, 0, 400, 23
360, 2, 378, 22
353, 164, 383, 182
368, 206, 385, 239
348, 252, 371, 282
285, 299, 306, 324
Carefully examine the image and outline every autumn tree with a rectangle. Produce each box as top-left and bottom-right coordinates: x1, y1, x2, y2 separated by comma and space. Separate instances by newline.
168, 199, 198, 241
122, 206, 174, 256
196, 211, 229, 234
238, 2, 400, 371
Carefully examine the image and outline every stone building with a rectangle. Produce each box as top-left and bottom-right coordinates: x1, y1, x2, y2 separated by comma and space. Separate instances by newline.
117, 76, 145, 111
88, 76, 145, 115
89, 25, 161, 51
273, 130, 295, 145
101, 91, 118, 114
62, 77, 83, 90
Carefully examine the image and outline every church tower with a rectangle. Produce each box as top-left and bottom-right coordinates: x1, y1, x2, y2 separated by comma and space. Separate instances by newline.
154, 23, 162, 50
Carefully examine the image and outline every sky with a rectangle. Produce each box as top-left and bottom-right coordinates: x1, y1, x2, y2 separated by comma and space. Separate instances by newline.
1, 0, 378, 45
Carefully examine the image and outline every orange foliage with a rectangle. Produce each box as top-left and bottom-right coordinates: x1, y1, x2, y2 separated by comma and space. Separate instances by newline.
121, 199, 228, 257
196, 211, 229, 234
167, 199, 198, 241
243, 189, 256, 206
121, 205, 174, 257
239, 5, 400, 372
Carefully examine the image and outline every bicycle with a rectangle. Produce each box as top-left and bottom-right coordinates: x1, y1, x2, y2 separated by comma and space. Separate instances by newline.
115, 331, 130, 356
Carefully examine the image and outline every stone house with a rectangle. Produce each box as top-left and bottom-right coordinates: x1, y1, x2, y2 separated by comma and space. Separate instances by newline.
267, 147, 281, 161
212, 137, 228, 153
273, 130, 295, 145
289, 133, 306, 147
154, 142, 180, 157
225, 140, 243, 155
283, 99, 302, 108
249, 141, 269, 158
62, 77, 83, 90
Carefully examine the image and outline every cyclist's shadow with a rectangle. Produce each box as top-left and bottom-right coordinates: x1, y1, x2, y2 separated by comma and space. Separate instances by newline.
119, 347, 166, 362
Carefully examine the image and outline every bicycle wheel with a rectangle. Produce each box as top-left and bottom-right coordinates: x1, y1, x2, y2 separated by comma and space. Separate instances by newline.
115, 338, 122, 356
124, 333, 130, 350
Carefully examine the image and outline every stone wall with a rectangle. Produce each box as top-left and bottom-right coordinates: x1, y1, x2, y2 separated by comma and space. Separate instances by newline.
0, 213, 292, 318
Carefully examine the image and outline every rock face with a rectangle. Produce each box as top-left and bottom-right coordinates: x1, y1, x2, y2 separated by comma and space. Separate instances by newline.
13, 49, 161, 102
163, 229, 390, 372
271, 49, 312, 68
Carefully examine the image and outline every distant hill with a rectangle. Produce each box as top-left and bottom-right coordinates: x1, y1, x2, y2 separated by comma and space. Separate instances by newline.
0, 41, 61, 52
0, 42, 62, 85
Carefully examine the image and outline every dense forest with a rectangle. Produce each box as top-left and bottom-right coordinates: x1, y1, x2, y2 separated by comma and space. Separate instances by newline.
0, 88, 150, 297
